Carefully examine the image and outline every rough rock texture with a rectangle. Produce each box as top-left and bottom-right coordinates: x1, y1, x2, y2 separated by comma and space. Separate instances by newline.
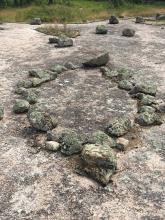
135, 16, 145, 24
135, 112, 162, 126
96, 25, 108, 34
130, 83, 157, 96
55, 37, 73, 48
122, 28, 135, 37
30, 18, 42, 25
28, 109, 58, 131
49, 37, 59, 44
109, 16, 119, 24
83, 52, 109, 67
118, 79, 134, 90
0, 20, 165, 219
13, 99, 30, 114
106, 118, 133, 137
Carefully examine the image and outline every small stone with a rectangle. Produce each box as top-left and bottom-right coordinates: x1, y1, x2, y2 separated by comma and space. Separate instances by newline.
109, 16, 119, 24
106, 118, 133, 137
13, 100, 30, 114
22, 89, 38, 104
118, 80, 134, 91
122, 28, 135, 37
47, 127, 71, 142
29, 69, 50, 79
0, 106, 4, 120
17, 80, 33, 89
33, 134, 47, 148
28, 109, 58, 132
83, 52, 109, 67
31, 78, 45, 87
60, 130, 84, 156
30, 18, 42, 25
55, 37, 73, 48
135, 112, 162, 126
129, 83, 157, 96
135, 16, 144, 24
49, 37, 59, 44
0, 27, 5, 30
96, 25, 108, 34
117, 69, 133, 80
64, 62, 79, 70
138, 105, 156, 114
87, 130, 116, 147
50, 65, 67, 74
45, 141, 60, 151
140, 94, 157, 106
116, 137, 129, 151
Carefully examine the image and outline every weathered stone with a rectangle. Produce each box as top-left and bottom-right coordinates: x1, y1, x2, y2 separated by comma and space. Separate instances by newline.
17, 80, 33, 89
49, 37, 59, 44
118, 80, 134, 91
122, 28, 135, 37
47, 127, 72, 142
139, 94, 157, 106
96, 25, 108, 34
55, 37, 73, 48
156, 14, 165, 20
22, 89, 38, 104
100, 66, 118, 78
60, 130, 84, 156
138, 105, 156, 114
30, 18, 42, 25
135, 112, 162, 126
64, 62, 79, 70
29, 69, 50, 79
87, 130, 116, 147
81, 144, 116, 185
13, 100, 30, 114
116, 137, 129, 151
109, 16, 119, 24
135, 16, 145, 24
51, 65, 67, 74
117, 69, 133, 80
45, 141, 60, 152
31, 78, 44, 87
83, 52, 109, 67
106, 118, 133, 137
0, 106, 4, 120
129, 83, 157, 96
28, 109, 58, 132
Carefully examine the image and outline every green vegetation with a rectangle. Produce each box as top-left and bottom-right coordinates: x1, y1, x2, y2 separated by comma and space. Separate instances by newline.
0, 1, 165, 23
36, 25, 80, 37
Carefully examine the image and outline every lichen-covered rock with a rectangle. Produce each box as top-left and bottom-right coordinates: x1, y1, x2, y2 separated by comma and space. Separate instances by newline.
116, 137, 129, 151
96, 25, 108, 34
47, 127, 71, 142
45, 141, 60, 152
129, 83, 157, 96
22, 89, 38, 104
100, 66, 118, 78
109, 16, 119, 24
60, 130, 84, 156
64, 62, 79, 70
13, 100, 30, 114
139, 94, 157, 106
106, 118, 133, 137
17, 80, 33, 89
30, 18, 41, 25
83, 52, 109, 67
29, 69, 51, 79
81, 144, 117, 185
0, 106, 4, 120
55, 37, 73, 48
118, 80, 134, 91
49, 37, 59, 44
135, 112, 162, 126
122, 28, 135, 37
28, 109, 58, 132
117, 69, 133, 80
51, 65, 67, 74
135, 16, 144, 24
87, 130, 116, 147
138, 105, 156, 114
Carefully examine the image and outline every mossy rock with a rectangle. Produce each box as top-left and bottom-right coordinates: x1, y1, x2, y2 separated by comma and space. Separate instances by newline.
130, 83, 157, 96
106, 118, 133, 137
96, 25, 108, 34
138, 105, 156, 114
122, 28, 135, 37
118, 80, 135, 91
28, 109, 58, 132
50, 65, 67, 74
135, 112, 162, 126
13, 100, 30, 114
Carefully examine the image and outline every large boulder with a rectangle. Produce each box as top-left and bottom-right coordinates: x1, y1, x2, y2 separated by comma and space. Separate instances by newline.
83, 52, 109, 67
28, 109, 58, 132
106, 118, 133, 137
96, 25, 108, 34
81, 144, 117, 185
0, 106, 4, 120
135, 112, 162, 126
55, 37, 73, 48
30, 18, 42, 25
135, 16, 144, 24
109, 16, 119, 24
122, 28, 135, 37
13, 100, 30, 114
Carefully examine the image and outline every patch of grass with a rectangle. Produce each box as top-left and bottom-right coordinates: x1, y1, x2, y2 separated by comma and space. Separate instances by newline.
36, 25, 80, 38
0, 1, 165, 23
